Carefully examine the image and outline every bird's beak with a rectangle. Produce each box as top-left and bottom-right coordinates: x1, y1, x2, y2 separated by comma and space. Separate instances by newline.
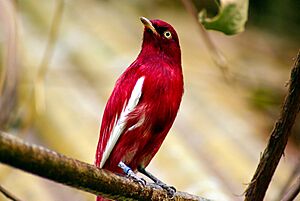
140, 17, 158, 35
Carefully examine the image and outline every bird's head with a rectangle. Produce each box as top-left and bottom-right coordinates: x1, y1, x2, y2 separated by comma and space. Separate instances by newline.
140, 17, 181, 63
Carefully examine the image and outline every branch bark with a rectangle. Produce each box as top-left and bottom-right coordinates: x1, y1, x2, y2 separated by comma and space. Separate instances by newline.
0, 131, 210, 201
244, 50, 300, 201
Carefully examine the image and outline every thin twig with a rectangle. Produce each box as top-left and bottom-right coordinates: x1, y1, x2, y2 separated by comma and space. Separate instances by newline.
244, 50, 300, 201
0, 184, 22, 201
280, 176, 300, 201
0, 131, 210, 201
181, 0, 229, 79
34, 0, 64, 113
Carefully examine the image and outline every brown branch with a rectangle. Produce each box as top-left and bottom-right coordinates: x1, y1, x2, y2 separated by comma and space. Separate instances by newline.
244, 50, 300, 201
0, 131, 210, 201
280, 176, 300, 201
0, 184, 22, 201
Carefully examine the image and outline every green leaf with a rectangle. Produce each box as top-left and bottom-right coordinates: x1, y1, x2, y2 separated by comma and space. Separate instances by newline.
199, 0, 249, 35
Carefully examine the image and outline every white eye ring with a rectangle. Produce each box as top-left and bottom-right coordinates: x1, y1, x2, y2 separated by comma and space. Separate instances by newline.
163, 31, 172, 39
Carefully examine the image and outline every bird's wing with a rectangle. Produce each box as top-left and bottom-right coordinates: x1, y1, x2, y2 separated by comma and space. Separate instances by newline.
95, 75, 145, 168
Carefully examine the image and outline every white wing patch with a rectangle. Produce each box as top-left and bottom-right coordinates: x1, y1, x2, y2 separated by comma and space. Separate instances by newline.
100, 76, 145, 168
128, 113, 145, 131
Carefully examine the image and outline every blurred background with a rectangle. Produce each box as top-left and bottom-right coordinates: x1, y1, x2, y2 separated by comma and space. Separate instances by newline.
0, 0, 299, 200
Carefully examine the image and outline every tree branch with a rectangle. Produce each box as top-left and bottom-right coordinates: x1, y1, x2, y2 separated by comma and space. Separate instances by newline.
244, 50, 300, 201
0, 131, 210, 201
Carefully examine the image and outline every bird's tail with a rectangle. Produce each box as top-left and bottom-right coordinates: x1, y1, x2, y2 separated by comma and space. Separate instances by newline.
96, 196, 112, 201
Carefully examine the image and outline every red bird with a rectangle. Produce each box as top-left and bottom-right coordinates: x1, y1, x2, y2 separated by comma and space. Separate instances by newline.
95, 17, 183, 201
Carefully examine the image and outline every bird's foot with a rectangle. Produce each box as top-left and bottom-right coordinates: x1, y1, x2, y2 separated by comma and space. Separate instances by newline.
118, 161, 146, 186
137, 166, 176, 198
155, 180, 176, 198
126, 170, 146, 186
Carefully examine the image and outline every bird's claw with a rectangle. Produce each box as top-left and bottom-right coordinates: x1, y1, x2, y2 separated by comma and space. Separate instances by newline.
165, 185, 176, 198
155, 181, 176, 198
127, 171, 147, 187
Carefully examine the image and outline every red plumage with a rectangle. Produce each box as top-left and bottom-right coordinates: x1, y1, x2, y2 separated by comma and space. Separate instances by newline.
95, 18, 183, 201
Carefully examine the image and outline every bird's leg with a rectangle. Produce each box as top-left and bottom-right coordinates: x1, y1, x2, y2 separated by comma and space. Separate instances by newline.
118, 161, 146, 186
138, 166, 176, 198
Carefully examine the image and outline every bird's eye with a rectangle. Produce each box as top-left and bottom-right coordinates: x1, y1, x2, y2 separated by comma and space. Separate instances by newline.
163, 31, 172, 39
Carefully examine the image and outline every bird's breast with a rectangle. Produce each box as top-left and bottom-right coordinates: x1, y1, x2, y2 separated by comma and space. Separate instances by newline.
140, 66, 183, 134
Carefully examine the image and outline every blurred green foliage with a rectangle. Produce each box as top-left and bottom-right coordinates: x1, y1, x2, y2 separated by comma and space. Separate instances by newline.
249, 0, 300, 40
199, 0, 249, 35
191, 0, 300, 40
250, 87, 282, 114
